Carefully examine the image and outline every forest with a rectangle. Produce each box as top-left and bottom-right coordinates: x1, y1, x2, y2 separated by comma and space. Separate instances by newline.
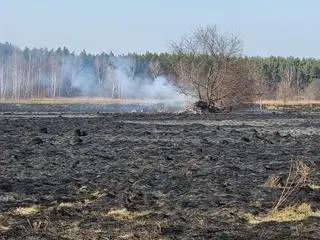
1, 41, 320, 101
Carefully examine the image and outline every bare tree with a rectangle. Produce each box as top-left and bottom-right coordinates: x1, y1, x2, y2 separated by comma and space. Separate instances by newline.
103, 60, 117, 98
277, 67, 296, 104
171, 25, 253, 109
23, 49, 33, 98
0, 56, 4, 99
94, 54, 105, 88
50, 53, 59, 98
304, 79, 320, 100
148, 61, 162, 79
250, 66, 268, 109
120, 56, 136, 98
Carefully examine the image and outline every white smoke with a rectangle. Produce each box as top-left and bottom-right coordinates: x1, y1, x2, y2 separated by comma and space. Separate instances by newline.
72, 67, 96, 95
140, 76, 181, 100
60, 55, 192, 109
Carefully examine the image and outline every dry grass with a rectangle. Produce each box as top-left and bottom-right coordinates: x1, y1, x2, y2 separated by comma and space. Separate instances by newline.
91, 189, 105, 198
244, 203, 320, 224
273, 159, 310, 211
57, 202, 79, 208
0, 97, 165, 105
1, 200, 162, 239
76, 186, 106, 199
14, 205, 40, 216
243, 159, 317, 225
0, 225, 10, 233
106, 208, 153, 220
27, 218, 48, 233
263, 174, 283, 188
309, 184, 320, 190
259, 99, 320, 106
58, 220, 81, 239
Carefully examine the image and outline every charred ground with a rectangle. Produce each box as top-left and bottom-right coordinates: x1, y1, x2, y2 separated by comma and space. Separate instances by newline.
0, 104, 319, 239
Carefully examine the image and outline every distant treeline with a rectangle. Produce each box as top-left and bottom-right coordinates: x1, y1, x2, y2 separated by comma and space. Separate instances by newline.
1, 42, 320, 100
136, 53, 320, 99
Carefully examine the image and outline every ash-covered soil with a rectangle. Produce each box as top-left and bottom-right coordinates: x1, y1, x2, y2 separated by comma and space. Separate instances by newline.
0, 104, 319, 239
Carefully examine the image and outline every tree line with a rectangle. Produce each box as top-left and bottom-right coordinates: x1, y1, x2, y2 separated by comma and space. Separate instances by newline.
1, 39, 320, 102
137, 53, 320, 101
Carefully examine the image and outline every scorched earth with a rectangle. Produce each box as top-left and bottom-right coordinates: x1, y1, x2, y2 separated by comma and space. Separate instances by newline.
0, 104, 319, 239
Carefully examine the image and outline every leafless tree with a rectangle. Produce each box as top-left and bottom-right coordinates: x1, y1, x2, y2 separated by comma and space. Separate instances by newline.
277, 67, 296, 104
171, 25, 254, 109
121, 56, 136, 98
0, 56, 4, 99
23, 49, 33, 98
104, 61, 117, 98
50, 54, 59, 97
304, 79, 320, 100
250, 66, 268, 109
94, 54, 104, 87
148, 61, 162, 79
94, 55, 115, 97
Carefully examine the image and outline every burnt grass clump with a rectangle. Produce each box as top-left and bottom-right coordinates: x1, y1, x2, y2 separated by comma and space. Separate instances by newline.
0, 104, 320, 239
185, 100, 224, 114
194, 101, 222, 113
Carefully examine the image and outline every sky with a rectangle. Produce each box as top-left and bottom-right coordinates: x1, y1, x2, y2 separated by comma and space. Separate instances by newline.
0, 0, 319, 57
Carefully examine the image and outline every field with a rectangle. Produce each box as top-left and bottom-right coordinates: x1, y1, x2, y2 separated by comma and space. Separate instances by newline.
0, 103, 320, 239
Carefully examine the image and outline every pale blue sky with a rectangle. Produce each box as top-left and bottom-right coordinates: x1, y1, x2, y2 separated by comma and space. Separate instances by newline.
0, 0, 319, 57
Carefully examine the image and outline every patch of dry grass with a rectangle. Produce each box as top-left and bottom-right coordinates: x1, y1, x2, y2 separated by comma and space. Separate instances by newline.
106, 208, 153, 220
14, 205, 40, 216
263, 174, 283, 188
0, 223, 10, 233
61, 202, 77, 208
260, 99, 320, 106
1, 200, 165, 239
91, 189, 105, 198
88, 208, 164, 239
56, 199, 94, 210
309, 184, 320, 190
58, 220, 81, 239
0, 213, 13, 233
243, 203, 320, 224
27, 218, 48, 233
76, 186, 106, 201
244, 159, 319, 224
273, 159, 310, 211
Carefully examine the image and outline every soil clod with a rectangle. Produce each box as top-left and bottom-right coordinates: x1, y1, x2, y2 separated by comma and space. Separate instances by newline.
39, 127, 48, 134
71, 136, 83, 144
32, 137, 43, 144
74, 128, 87, 136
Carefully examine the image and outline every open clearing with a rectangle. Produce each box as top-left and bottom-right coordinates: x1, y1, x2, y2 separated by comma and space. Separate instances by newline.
0, 104, 319, 239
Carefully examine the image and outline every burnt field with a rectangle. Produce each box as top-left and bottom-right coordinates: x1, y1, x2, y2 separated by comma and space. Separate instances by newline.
0, 104, 320, 239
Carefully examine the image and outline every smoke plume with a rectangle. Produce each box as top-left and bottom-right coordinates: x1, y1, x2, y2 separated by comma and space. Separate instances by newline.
0, 44, 192, 110
67, 56, 189, 103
